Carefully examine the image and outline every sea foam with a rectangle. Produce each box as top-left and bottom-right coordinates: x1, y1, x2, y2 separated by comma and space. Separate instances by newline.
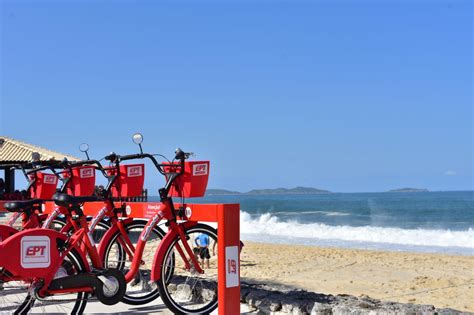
240, 211, 474, 254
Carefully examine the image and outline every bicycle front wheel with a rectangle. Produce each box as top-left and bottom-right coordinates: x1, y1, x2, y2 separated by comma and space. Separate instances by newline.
157, 223, 218, 314
103, 219, 166, 305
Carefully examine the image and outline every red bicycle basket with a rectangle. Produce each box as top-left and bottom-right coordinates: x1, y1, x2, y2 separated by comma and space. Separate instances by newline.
163, 161, 210, 198
107, 164, 145, 197
63, 166, 96, 196
29, 172, 58, 199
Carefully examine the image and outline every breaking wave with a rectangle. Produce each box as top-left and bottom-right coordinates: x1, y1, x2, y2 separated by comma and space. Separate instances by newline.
240, 211, 474, 254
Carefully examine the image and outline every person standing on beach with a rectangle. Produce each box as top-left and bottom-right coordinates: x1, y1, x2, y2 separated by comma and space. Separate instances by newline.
194, 233, 211, 268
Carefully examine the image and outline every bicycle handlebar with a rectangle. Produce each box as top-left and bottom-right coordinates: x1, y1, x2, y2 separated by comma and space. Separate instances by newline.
118, 153, 143, 161
104, 152, 117, 162
63, 159, 110, 179
25, 163, 61, 175
118, 153, 167, 175
66, 159, 99, 168
117, 149, 191, 176
0, 161, 57, 173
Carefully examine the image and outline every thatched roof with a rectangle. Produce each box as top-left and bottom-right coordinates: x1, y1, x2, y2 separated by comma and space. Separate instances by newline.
0, 136, 79, 165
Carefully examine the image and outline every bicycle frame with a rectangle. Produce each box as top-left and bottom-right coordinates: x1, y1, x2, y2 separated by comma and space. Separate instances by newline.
34, 148, 206, 292
95, 197, 204, 283
88, 150, 205, 285
46, 202, 109, 268
93, 206, 137, 263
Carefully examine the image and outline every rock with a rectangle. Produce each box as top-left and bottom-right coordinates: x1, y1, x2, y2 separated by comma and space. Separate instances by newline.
436, 308, 463, 315
331, 304, 357, 315
201, 288, 216, 302
311, 302, 333, 315
357, 301, 374, 309
167, 283, 177, 292
239, 282, 469, 315
176, 283, 192, 300
280, 303, 307, 314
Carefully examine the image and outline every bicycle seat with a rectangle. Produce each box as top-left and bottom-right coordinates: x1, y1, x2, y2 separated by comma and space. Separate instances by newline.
53, 193, 100, 207
4, 199, 44, 212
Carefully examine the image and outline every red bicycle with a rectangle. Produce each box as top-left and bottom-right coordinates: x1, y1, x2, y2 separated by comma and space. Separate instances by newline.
95, 133, 218, 313
0, 158, 127, 314
1, 134, 219, 314
0, 227, 126, 314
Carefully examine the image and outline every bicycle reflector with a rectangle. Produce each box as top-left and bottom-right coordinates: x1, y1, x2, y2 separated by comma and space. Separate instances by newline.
163, 161, 210, 198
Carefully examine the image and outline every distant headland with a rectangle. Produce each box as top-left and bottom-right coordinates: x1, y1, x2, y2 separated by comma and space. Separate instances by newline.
388, 188, 429, 193
206, 186, 331, 196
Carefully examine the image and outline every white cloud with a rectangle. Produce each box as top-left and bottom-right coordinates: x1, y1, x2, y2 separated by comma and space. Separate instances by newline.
444, 170, 457, 176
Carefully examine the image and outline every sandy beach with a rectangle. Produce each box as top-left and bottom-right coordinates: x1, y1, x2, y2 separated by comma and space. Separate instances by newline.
240, 242, 474, 312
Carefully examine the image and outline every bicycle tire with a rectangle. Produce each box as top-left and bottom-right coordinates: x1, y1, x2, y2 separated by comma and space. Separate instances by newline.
156, 223, 218, 315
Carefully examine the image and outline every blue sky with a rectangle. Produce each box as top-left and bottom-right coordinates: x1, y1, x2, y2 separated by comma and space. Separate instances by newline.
1, 1, 472, 193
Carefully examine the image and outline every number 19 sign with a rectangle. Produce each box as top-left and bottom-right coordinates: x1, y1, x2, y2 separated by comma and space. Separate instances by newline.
225, 246, 239, 288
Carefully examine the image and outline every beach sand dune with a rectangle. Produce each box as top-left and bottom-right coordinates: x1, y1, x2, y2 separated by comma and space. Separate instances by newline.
240, 242, 474, 312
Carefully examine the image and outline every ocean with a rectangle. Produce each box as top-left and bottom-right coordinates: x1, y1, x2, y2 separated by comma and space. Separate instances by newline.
179, 191, 474, 255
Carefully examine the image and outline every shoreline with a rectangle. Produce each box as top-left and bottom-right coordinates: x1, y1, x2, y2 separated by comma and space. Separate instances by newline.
240, 234, 474, 256
240, 241, 474, 312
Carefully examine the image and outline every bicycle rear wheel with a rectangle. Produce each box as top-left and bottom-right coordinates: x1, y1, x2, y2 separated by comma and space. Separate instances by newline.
157, 223, 218, 314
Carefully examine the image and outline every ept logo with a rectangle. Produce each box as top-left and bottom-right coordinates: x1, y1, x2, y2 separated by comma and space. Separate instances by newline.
80, 167, 94, 178
225, 246, 239, 288
43, 174, 58, 185
27, 246, 46, 256
227, 259, 237, 274
21, 236, 51, 268
192, 163, 208, 176
127, 165, 143, 177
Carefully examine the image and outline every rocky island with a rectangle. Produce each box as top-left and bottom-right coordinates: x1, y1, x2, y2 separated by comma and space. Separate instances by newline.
389, 188, 429, 193
205, 189, 242, 196
206, 186, 331, 196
